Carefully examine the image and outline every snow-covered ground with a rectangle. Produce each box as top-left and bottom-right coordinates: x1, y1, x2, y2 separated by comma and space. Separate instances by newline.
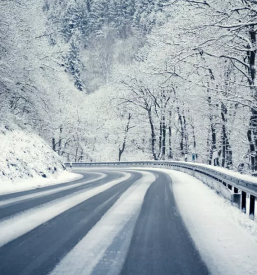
170, 160, 257, 184
0, 171, 83, 195
144, 159, 257, 184
0, 125, 82, 194
150, 168, 257, 275
0, 171, 94, 206
0, 170, 83, 195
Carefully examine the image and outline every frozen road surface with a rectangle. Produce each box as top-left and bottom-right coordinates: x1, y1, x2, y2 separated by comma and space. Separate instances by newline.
1, 167, 257, 275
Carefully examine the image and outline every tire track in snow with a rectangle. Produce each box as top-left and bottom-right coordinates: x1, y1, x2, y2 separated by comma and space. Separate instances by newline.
0, 172, 131, 248
0, 171, 125, 221
50, 170, 156, 275
0, 172, 106, 207
0, 171, 142, 275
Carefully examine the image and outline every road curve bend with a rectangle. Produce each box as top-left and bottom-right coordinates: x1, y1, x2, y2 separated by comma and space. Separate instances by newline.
0, 167, 209, 275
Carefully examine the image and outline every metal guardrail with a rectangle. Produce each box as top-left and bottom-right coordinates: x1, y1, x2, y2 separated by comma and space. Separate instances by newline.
66, 161, 257, 219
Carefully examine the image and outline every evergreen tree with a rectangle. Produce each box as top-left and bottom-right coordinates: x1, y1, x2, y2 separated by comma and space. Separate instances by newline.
65, 40, 84, 91
133, 0, 171, 33
89, 0, 110, 34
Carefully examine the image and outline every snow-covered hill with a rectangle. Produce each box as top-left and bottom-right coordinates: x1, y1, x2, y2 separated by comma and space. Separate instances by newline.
0, 125, 69, 189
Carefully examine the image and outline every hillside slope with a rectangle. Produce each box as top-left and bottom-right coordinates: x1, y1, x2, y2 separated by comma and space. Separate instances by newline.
0, 125, 65, 183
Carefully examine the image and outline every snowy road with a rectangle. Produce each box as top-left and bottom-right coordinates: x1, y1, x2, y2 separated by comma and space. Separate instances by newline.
0, 168, 208, 275
1, 167, 256, 275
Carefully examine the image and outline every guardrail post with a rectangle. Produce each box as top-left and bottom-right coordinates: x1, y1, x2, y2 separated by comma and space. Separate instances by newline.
249, 195, 255, 219
241, 191, 246, 213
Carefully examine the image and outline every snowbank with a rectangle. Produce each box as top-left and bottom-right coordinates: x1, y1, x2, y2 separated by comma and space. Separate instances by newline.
125, 160, 257, 184
0, 125, 79, 193
159, 168, 257, 275
0, 171, 83, 195
128, 167, 257, 274
170, 160, 257, 184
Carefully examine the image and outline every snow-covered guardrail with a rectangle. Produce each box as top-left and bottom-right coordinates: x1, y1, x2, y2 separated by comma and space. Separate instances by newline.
66, 161, 257, 220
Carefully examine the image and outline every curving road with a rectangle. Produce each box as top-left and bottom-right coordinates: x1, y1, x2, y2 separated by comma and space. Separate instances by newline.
0, 168, 209, 275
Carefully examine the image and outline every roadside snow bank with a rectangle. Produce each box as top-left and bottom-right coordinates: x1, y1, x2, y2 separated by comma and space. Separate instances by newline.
0, 171, 83, 195
167, 169, 257, 275
0, 125, 80, 193
166, 160, 257, 184
129, 167, 257, 274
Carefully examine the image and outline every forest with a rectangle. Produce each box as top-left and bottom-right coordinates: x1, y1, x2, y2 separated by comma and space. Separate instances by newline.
1, 0, 257, 175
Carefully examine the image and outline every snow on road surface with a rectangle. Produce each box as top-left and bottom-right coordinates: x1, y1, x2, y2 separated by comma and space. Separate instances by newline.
0, 172, 105, 207
158, 168, 257, 275
0, 172, 131, 247
50, 171, 156, 275
0, 171, 83, 195
1, 166, 257, 275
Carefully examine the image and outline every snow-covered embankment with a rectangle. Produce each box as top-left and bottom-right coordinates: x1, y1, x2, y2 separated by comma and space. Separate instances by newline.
0, 126, 81, 194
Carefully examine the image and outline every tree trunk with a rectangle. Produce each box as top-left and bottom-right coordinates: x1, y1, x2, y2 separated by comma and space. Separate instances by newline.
162, 114, 166, 159
207, 92, 218, 166
209, 123, 217, 165
58, 126, 63, 156
247, 25, 257, 173
147, 108, 157, 160
78, 148, 84, 162
119, 113, 132, 161
52, 137, 56, 152
192, 125, 196, 151
221, 102, 233, 169
183, 115, 188, 157
177, 108, 184, 157
191, 123, 196, 162
221, 103, 226, 167
168, 111, 173, 159
248, 108, 257, 172
158, 119, 162, 159
75, 146, 78, 162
